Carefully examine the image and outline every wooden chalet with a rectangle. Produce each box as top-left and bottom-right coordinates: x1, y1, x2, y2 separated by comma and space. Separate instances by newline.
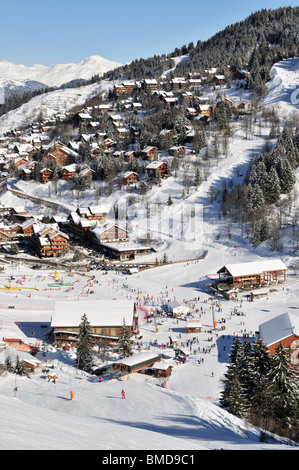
234, 70, 250, 80
142, 79, 158, 92
259, 313, 299, 366
146, 161, 169, 178
171, 78, 186, 90
142, 146, 158, 160
41, 140, 64, 154
44, 146, 78, 167
87, 205, 107, 222
34, 227, 70, 257
186, 319, 202, 333
72, 111, 93, 126
67, 212, 96, 241
99, 138, 115, 152
114, 84, 126, 97
0, 224, 21, 241
98, 104, 113, 113
198, 104, 212, 119
123, 81, 136, 95
51, 299, 138, 347
114, 81, 136, 97
21, 168, 33, 181
121, 171, 138, 185
213, 75, 226, 85
216, 260, 287, 293
99, 241, 152, 261
20, 218, 35, 237
149, 361, 173, 378
115, 127, 129, 138
40, 168, 52, 183
92, 224, 129, 244
79, 167, 94, 182
124, 150, 135, 160
169, 145, 186, 157
189, 78, 202, 88
14, 157, 28, 168
10, 207, 26, 217
174, 347, 190, 363
111, 351, 161, 374
61, 164, 76, 180
76, 206, 107, 223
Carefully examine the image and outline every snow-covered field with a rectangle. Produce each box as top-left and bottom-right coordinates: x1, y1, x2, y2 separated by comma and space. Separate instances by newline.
0, 252, 298, 451
0, 57, 299, 451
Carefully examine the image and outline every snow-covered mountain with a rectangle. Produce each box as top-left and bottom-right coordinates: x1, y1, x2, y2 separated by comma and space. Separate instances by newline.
0, 79, 47, 98
0, 55, 123, 88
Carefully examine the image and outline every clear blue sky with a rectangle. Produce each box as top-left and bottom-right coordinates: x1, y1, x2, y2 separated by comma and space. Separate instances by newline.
0, 0, 298, 66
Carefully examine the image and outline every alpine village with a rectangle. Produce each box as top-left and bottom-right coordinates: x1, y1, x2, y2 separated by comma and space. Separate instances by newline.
1, 6, 299, 450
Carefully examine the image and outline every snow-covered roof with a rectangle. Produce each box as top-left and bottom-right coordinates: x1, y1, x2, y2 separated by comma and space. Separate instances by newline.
51, 300, 136, 328
259, 312, 299, 347
62, 163, 76, 172
146, 161, 165, 170
100, 242, 151, 252
174, 347, 190, 356
78, 112, 92, 119
88, 205, 108, 215
142, 146, 157, 154
150, 361, 172, 370
92, 223, 128, 237
143, 79, 158, 85
217, 259, 287, 277
0, 345, 41, 367
186, 320, 202, 328
21, 218, 35, 229
122, 171, 138, 178
61, 145, 79, 158
113, 351, 160, 367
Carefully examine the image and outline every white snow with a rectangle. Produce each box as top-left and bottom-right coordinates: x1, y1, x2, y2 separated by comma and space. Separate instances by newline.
0, 80, 114, 136
0, 55, 122, 88
0, 254, 297, 450
264, 57, 299, 114
51, 299, 135, 327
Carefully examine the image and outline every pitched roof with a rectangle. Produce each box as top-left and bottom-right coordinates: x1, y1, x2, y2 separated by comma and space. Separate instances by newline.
217, 259, 287, 277
113, 351, 160, 367
51, 300, 136, 328
146, 161, 166, 169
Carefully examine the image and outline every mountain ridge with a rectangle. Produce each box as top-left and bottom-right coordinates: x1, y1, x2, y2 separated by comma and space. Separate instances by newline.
0, 55, 123, 88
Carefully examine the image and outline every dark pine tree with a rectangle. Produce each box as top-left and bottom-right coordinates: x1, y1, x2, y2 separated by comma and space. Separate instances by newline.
118, 318, 133, 358
265, 342, 299, 434
76, 313, 94, 372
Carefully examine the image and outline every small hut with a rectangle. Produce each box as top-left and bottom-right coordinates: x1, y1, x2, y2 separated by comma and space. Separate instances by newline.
174, 347, 190, 363
186, 319, 202, 333
149, 362, 173, 378
111, 351, 161, 374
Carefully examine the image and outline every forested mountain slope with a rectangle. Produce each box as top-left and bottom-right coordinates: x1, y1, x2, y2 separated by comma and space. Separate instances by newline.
105, 7, 299, 81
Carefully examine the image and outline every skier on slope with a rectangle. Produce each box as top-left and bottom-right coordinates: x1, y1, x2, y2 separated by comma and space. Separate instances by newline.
121, 389, 126, 399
